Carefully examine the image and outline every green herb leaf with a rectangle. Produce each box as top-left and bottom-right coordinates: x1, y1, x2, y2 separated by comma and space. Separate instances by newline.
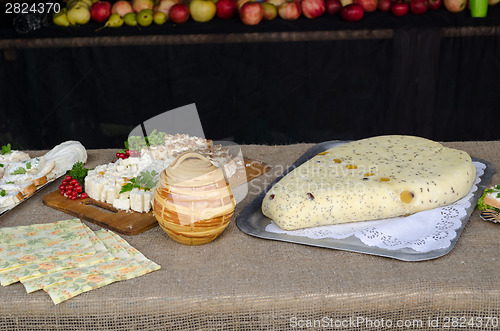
6, 181, 14, 184
0, 163, 3, 167
119, 182, 134, 194
119, 171, 159, 194
0, 190, 6, 197
1, 144, 11, 155
11, 167, 26, 175
26, 162, 31, 170
69, 162, 91, 185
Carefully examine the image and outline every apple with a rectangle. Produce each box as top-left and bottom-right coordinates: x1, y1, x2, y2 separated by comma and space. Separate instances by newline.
170, 3, 190, 22
340, 3, 363, 20
111, 0, 134, 16
410, 0, 428, 13
237, 0, 255, 9
443, 0, 466, 11
90, 1, 111, 22
391, 0, 409, 15
266, 0, 288, 7
339, 0, 353, 6
67, 4, 91, 24
261, 2, 278, 19
136, 8, 153, 25
488, 0, 499, 5
427, 0, 442, 8
123, 12, 138, 25
278, 1, 301, 19
153, 10, 167, 23
216, 0, 238, 18
190, 0, 217, 21
301, 0, 325, 18
377, 0, 391, 11
325, 0, 341, 14
154, 0, 178, 16
239, 2, 263, 24
353, 0, 378, 11
132, 0, 154, 13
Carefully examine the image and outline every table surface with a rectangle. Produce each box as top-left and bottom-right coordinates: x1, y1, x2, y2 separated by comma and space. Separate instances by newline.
0, 141, 499, 330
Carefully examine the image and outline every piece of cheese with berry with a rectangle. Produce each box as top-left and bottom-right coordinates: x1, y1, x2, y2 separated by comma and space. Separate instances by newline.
262, 135, 476, 230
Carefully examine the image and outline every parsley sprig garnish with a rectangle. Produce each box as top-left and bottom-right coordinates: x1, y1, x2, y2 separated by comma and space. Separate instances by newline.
69, 162, 92, 185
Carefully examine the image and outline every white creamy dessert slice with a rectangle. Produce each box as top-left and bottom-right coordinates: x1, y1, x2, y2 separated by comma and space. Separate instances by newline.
262, 135, 476, 230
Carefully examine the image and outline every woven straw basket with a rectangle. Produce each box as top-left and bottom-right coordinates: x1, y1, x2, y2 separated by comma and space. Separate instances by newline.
153, 151, 236, 245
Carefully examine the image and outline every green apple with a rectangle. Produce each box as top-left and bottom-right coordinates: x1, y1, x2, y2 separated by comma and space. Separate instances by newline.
124, 12, 138, 25
67, 4, 91, 25
189, 0, 216, 22
153, 11, 167, 24
137, 8, 154, 25
53, 8, 70, 26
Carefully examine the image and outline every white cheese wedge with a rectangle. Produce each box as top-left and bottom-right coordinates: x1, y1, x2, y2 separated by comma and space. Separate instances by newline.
113, 198, 130, 211
143, 191, 153, 213
262, 135, 476, 230
130, 188, 144, 213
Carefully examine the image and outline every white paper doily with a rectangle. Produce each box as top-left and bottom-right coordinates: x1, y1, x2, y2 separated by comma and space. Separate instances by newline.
265, 162, 486, 253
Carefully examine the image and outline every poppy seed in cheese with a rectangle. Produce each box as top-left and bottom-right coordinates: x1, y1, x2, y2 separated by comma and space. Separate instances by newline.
261, 135, 476, 230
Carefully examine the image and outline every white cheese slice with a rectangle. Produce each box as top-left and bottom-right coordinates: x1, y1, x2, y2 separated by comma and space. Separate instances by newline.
143, 191, 153, 213
113, 198, 130, 211
262, 135, 476, 230
130, 188, 144, 213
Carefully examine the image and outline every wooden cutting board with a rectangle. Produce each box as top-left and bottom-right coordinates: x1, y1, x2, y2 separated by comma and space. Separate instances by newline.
43, 158, 269, 235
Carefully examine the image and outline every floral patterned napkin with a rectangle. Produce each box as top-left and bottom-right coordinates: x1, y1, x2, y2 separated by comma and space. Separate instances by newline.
0, 219, 160, 304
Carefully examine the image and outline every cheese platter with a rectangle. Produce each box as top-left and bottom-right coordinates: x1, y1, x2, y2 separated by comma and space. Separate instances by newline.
42, 132, 269, 235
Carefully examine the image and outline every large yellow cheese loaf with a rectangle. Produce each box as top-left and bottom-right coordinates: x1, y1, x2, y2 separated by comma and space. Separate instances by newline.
262, 135, 476, 230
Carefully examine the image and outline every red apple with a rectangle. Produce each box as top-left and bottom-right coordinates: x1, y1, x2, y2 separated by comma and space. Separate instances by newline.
410, 0, 428, 13
427, 0, 442, 9
169, 3, 190, 22
90, 1, 112, 22
353, 0, 378, 11
301, 0, 325, 18
443, 0, 465, 12
377, 0, 391, 11
278, 1, 302, 19
154, 0, 179, 16
325, 0, 342, 14
239, 2, 264, 24
340, 3, 363, 21
237, 0, 254, 9
216, 0, 238, 18
391, 0, 409, 15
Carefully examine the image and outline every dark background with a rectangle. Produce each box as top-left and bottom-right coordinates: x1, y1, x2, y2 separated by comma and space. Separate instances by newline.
1, 1, 499, 150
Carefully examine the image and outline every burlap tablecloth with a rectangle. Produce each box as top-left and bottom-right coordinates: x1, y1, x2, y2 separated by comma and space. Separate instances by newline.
0, 142, 498, 330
